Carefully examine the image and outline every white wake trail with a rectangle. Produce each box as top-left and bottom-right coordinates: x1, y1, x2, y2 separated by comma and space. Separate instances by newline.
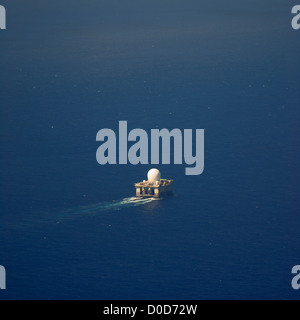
60, 196, 155, 219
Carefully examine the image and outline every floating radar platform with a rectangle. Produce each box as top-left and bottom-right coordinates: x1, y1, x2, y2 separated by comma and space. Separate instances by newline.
134, 169, 173, 198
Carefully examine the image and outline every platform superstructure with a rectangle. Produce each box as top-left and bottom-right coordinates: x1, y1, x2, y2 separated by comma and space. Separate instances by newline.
134, 169, 173, 198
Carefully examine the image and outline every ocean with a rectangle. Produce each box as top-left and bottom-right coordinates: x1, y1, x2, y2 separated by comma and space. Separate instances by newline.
0, 0, 299, 300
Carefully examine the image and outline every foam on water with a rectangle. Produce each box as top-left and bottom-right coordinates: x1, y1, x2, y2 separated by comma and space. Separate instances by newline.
1, 197, 157, 231
59, 197, 156, 220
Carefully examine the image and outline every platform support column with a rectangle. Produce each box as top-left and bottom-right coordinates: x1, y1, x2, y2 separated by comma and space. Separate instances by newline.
136, 187, 141, 197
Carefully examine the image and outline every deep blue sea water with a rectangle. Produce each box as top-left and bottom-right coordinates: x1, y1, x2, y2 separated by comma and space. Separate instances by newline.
0, 0, 299, 300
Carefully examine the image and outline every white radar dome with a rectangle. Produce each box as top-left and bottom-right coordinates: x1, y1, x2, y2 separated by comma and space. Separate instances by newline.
147, 169, 161, 183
